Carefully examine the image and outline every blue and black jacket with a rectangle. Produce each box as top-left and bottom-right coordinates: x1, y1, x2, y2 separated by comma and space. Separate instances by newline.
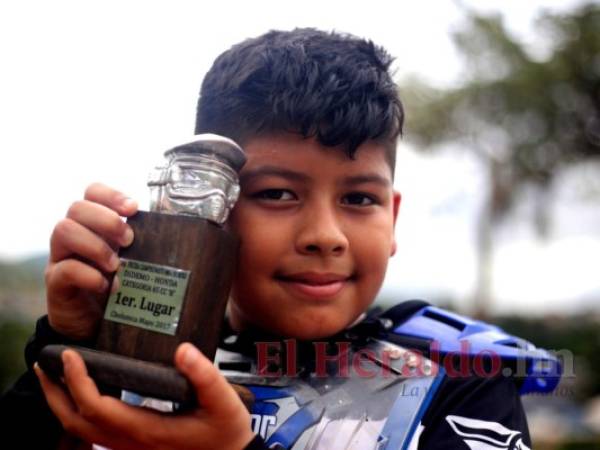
0, 300, 561, 449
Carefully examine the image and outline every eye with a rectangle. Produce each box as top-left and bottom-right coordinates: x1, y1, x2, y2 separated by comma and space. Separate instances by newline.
253, 189, 297, 201
342, 192, 377, 206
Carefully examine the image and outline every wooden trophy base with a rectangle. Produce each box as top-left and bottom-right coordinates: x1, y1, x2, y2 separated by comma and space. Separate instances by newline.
39, 211, 238, 408
38, 345, 195, 406
38, 345, 255, 410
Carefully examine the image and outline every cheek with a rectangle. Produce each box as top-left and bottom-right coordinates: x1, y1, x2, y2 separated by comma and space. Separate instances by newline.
235, 223, 288, 271
352, 226, 393, 285
230, 214, 293, 302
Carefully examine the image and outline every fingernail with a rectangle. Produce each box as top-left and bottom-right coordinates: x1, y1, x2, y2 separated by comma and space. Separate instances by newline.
33, 362, 42, 376
120, 226, 134, 247
61, 351, 71, 372
122, 198, 137, 210
108, 253, 120, 271
110, 276, 120, 294
182, 345, 198, 368
101, 278, 110, 293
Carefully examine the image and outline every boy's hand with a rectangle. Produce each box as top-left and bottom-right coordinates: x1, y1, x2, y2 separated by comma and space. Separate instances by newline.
45, 183, 138, 340
35, 343, 256, 450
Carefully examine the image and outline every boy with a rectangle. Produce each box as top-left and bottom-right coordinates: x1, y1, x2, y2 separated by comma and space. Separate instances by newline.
1, 29, 537, 449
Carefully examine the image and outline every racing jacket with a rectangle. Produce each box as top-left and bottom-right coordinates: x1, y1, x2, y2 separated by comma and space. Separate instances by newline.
217, 300, 560, 449
0, 300, 561, 449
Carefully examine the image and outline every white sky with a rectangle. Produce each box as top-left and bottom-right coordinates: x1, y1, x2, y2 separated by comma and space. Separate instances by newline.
1, 0, 598, 314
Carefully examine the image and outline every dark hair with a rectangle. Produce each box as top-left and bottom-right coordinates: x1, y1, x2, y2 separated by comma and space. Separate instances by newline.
195, 28, 403, 168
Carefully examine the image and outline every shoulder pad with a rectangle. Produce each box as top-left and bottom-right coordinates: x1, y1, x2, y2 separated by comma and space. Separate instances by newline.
381, 301, 562, 395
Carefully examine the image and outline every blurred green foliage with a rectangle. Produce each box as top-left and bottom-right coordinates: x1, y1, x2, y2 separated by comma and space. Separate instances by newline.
564, 443, 600, 450
403, 2, 600, 215
539, 442, 600, 450
0, 316, 34, 394
0, 255, 46, 291
497, 314, 600, 401
400, 3, 600, 314
0, 255, 44, 393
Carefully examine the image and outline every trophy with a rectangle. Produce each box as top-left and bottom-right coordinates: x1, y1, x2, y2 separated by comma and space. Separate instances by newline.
39, 134, 246, 407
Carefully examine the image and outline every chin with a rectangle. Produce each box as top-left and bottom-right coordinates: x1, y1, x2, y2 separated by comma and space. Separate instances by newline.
278, 317, 349, 341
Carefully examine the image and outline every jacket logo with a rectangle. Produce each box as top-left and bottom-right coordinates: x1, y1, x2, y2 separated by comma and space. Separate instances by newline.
251, 414, 277, 439
446, 415, 531, 450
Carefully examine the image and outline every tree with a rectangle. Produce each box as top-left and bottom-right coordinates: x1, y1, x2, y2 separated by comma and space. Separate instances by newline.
400, 3, 600, 315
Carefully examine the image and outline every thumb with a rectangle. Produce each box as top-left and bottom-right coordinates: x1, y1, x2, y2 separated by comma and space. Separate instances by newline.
174, 343, 243, 415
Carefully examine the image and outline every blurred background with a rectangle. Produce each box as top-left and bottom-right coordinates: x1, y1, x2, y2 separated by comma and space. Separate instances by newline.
1, 0, 599, 447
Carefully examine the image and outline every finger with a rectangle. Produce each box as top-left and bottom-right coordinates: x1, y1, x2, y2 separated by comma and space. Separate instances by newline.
84, 183, 138, 217
34, 363, 104, 442
61, 350, 103, 406
35, 362, 78, 414
175, 343, 244, 416
61, 350, 167, 445
36, 363, 143, 450
50, 218, 120, 272
46, 259, 111, 296
67, 200, 134, 248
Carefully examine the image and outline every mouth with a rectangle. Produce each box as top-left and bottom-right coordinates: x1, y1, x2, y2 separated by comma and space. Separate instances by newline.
275, 272, 354, 299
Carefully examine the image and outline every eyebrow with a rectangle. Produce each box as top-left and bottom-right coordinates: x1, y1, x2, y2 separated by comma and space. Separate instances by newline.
342, 174, 391, 188
239, 165, 391, 187
239, 166, 311, 184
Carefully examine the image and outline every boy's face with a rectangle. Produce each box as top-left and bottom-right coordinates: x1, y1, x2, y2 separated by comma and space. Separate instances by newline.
227, 133, 400, 339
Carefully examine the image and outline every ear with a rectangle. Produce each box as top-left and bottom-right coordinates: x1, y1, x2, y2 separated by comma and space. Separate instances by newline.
390, 190, 401, 257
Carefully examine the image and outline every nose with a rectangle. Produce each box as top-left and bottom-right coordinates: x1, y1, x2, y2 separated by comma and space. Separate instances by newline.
295, 202, 349, 256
